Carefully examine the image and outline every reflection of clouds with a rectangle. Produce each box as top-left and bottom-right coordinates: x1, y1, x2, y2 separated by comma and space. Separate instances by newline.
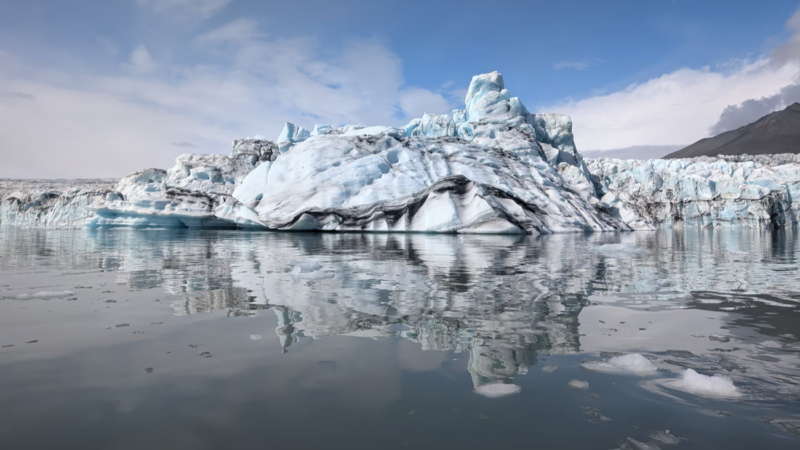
1, 228, 800, 394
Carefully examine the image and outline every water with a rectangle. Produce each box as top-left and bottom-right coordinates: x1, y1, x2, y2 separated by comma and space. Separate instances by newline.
0, 228, 799, 449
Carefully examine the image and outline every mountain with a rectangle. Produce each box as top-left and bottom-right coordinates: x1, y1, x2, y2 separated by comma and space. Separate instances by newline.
582, 145, 685, 160
665, 103, 800, 158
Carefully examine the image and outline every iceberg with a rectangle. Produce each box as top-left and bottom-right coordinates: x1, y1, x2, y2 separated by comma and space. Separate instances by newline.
1, 71, 799, 232
580, 353, 658, 376
474, 383, 522, 398
667, 369, 740, 398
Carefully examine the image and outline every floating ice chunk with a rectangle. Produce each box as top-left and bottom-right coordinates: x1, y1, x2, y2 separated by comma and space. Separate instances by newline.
568, 379, 589, 389
290, 260, 323, 272
649, 430, 681, 445
250, 334, 263, 341
608, 354, 657, 375
672, 369, 740, 398
474, 383, 522, 398
580, 353, 657, 376
289, 260, 335, 280
541, 364, 558, 373
579, 360, 623, 374
596, 243, 642, 257
581, 406, 611, 421
4, 291, 76, 299
626, 437, 662, 450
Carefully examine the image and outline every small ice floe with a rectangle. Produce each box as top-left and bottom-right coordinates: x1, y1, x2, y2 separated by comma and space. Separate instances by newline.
596, 243, 642, 258
624, 437, 662, 450
580, 353, 658, 376
581, 406, 611, 422
289, 260, 335, 280
3, 291, 75, 300
761, 417, 800, 436
474, 383, 522, 398
249, 334, 263, 341
649, 429, 681, 445
668, 369, 740, 398
568, 380, 589, 389
541, 365, 558, 373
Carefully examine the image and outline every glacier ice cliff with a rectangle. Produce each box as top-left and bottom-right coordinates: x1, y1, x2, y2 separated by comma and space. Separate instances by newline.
588, 157, 800, 229
0, 179, 116, 228
1, 71, 798, 232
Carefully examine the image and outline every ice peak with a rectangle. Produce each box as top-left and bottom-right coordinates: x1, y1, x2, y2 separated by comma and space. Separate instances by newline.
276, 122, 311, 153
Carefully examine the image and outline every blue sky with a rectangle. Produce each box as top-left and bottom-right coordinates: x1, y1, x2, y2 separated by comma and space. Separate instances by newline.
2, 0, 800, 177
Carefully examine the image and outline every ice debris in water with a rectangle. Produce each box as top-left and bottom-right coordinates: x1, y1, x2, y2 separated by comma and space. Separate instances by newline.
250, 334, 263, 341
289, 260, 335, 280
4, 291, 76, 299
290, 260, 323, 272
674, 369, 740, 397
580, 353, 658, 376
596, 243, 641, 258
568, 380, 589, 389
581, 406, 611, 421
541, 364, 558, 373
625, 437, 662, 450
649, 430, 681, 445
474, 383, 522, 398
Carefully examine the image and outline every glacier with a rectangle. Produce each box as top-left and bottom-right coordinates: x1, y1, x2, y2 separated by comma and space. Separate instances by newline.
588, 156, 800, 229
1, 71, 799, 232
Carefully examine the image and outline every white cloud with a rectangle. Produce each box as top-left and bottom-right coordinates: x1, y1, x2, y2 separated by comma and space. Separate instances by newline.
553, 61, 590, 70
0, 21, 450, 178
122, 45, 155, 74
195, 18, 261, 44
399, 88, 453, 119
544, 59, 800, 150
136, 0, 232, 21
543, 8, 800, 150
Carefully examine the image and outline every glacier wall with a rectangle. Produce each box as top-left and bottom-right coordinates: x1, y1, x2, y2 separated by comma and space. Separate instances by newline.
587, 157, 800, 229
0, 179, 116, 228
1, 71, 799, 232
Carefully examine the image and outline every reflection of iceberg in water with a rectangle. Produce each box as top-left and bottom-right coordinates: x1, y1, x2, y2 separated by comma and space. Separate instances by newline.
223, 233, 597, 388
171, 287, 264, 317
2, 227, 799, 393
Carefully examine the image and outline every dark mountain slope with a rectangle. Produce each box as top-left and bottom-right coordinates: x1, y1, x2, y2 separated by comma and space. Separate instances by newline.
666, 102, 800, 158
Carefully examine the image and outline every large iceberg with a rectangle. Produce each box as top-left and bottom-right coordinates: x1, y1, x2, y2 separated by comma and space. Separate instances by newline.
1, 71, 799, 232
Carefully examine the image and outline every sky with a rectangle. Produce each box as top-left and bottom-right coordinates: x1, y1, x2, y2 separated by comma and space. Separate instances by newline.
3, 0, 800, 177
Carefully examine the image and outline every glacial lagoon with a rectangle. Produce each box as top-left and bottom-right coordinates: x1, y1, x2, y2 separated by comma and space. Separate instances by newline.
0, 228, 799, 449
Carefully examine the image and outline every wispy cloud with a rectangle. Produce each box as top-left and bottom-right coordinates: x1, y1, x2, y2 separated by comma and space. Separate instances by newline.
136, 0, 232, 21
0, 91, 35, 101
195, 18, 262, 44
171, 142, 197, 148
121, 45, 155, 74
553, 61, 590, 70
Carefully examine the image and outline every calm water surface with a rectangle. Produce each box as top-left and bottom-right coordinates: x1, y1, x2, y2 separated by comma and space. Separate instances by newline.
0, 228, 799, 449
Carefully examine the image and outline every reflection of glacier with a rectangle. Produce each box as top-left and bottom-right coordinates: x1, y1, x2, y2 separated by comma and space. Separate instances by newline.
1, 228, 799, 389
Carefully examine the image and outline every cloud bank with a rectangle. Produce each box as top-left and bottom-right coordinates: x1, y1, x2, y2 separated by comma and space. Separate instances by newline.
0, 16, 455, 178
543, 7, 800, 152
